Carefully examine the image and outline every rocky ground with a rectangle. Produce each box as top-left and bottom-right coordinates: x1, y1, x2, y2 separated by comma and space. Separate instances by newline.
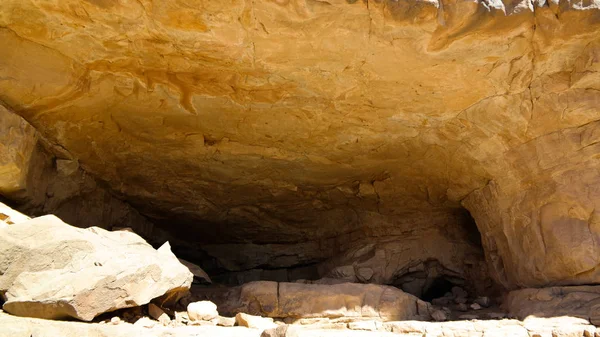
2, 309, 598, 337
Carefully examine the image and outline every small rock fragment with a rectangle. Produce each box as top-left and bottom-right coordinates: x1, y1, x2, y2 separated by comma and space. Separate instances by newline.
431, 309, 447, 322
456, 303, 468, 312
261, 325, 289, 337
148, 303, 170, 326
474, 296, 490, 308
187, 301, 218, 321
217, 316, 236, 327
487, 312, 507, 319
189, 319, 217, 326
175, 311, 189, 325
454, 297, 467, 304
110, 316, 121, 325
470, 303, 482, 310
236, 312, 278, 330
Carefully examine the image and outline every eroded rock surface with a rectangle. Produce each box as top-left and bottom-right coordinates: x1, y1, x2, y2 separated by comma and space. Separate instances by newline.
1, 0, 600, 291
190, 281, 432, 321
0, 213, 193, 321
505, 285, 600, 324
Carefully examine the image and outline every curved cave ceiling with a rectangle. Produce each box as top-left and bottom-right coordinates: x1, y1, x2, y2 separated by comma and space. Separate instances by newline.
1, 0, 600, 290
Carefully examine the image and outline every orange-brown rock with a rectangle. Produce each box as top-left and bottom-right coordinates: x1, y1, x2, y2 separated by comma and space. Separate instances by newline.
1, 0, 600, 290
193, 281, 432, 321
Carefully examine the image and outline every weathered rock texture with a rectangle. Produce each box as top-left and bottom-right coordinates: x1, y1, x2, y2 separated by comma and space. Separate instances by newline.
190, 281, 432, 321
504, 285, 600, 324
0, 213, 193, 321
0, 106, 161, 239
0, 106, 37, 198
1, 0, 600, 291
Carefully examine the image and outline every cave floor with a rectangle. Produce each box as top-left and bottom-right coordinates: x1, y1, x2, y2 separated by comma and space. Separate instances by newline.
1, 310, 595, 337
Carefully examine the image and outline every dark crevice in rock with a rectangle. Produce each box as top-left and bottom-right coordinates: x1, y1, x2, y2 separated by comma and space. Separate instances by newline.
0, 195, 17, 210
209, 262, 321, 286
458, 208, 483, 249
421, 276, 456, 302
391, 259, 466, 299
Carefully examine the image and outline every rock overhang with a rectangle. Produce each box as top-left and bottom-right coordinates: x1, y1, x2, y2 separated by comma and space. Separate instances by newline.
0, 0, 600, 290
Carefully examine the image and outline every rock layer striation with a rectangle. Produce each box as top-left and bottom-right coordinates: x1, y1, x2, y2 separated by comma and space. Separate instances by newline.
1, 0, 600, 290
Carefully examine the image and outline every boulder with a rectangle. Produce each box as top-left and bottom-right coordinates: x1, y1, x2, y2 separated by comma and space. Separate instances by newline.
187, 301, 219, 321
0, 215, 193, 321
505, 286, 600, 323
278, 282, 431, 321
202, 281, 431, 321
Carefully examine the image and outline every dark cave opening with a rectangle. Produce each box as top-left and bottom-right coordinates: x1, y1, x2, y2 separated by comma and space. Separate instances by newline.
386, 208, 495, 304
459, 208, 483, 249
421, 276, 456, 302
0, 195, 17, 210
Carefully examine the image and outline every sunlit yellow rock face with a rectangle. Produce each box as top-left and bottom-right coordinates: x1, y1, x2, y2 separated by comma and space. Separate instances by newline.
1, 0, 600, 289
0, 105, 37, 196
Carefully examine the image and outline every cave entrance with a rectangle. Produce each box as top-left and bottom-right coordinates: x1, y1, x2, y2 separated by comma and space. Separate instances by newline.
179, 208, 496, 299
388, 208, 495, 305
391, 259, 468, 301
421, 276, 456, 302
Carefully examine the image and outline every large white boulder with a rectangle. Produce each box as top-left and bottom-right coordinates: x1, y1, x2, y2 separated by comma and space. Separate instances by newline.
0, 214, 193, 321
